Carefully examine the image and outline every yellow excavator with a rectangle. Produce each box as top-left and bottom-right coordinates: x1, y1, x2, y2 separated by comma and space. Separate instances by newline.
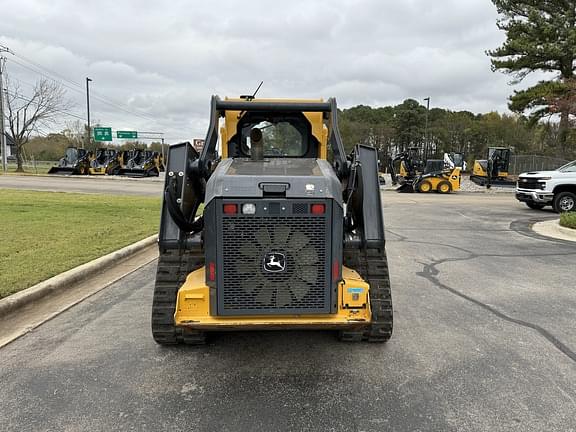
471, 147, 515, 188
152, 96, 393, 344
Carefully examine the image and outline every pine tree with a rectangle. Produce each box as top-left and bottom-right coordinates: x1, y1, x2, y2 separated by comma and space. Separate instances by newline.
488, 0, 576, 153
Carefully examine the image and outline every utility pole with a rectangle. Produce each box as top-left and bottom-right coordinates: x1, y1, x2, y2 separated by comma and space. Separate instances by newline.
85, 77, 92, 149
0, 46, 9, 173
423, 97, 430, 160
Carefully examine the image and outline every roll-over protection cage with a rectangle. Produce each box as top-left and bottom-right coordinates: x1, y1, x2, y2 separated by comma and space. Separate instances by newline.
159, 96, 385, 257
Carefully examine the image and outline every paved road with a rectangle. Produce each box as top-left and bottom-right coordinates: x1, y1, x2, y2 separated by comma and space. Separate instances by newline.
0, 174, 163, 196
1, 193, 575, 432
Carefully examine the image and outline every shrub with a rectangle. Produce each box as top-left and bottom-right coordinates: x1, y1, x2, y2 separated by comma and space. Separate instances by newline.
559, 212, 576, 229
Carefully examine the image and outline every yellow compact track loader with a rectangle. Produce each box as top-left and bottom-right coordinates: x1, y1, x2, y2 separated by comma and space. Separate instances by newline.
118, 149, 163, 177
48, 147, 92, 175
89, 148, 122, 175
152, 96, 393, 345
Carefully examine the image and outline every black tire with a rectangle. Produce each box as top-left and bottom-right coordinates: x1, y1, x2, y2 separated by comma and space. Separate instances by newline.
152, 247, 206, 345
553, 191, 576, 213
436, 181, 452, 194
526, 202, 545, 210
417, 180, 433, 193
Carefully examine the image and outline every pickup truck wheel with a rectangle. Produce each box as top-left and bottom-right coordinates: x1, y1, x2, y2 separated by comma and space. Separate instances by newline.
553, 192, 576, 213
526, 202, 545, 210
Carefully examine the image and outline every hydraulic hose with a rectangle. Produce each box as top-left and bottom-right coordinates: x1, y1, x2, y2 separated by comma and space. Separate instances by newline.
164, 176, 204, 233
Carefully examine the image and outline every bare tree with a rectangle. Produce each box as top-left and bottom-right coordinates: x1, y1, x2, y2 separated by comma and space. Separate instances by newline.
5, 77, 70, 172
62, 119, 87, 148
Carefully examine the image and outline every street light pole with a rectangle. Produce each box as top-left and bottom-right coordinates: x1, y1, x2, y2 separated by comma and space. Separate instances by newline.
423, 97, 430, 160
85, 77, 92, 149
0, 55, 7, 173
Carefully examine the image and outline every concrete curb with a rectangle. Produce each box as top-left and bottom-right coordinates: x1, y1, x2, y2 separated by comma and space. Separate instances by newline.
532, 219, 576, 243
0, 234, 158, 318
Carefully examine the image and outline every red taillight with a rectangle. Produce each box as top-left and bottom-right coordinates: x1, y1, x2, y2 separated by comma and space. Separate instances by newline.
223, 203, 238, 214
332, 259, 340, 281
311, 203, 325, 214
208, 262, 216, 281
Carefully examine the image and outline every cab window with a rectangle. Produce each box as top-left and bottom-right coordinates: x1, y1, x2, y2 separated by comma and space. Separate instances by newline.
241, 120, 306, 157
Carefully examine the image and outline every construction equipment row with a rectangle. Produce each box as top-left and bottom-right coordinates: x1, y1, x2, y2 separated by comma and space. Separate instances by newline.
388, 149, 464, 193
387, 146, 516, 193
48, 147, 164, 177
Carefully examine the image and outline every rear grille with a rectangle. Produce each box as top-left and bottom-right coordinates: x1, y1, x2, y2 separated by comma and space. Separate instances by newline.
219, 215, 330, 315
518, 178, 544, 190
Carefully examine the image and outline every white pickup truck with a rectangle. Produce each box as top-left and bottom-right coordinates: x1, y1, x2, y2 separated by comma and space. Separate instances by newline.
516, 160, 576, 212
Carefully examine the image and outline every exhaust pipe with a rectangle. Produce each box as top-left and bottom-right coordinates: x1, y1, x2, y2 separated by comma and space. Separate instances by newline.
250, 128, 264, 161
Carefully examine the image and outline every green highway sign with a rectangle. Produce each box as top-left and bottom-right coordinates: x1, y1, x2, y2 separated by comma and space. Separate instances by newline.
117, 130, 138, 139
93, 127, 112, 142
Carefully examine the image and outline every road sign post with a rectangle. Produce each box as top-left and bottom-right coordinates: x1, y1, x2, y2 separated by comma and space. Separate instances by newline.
117, 131, 138, 139
93, 127, 112, 142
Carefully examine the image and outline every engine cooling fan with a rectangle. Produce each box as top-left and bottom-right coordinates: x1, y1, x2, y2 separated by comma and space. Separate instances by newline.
235, 225, 319, 307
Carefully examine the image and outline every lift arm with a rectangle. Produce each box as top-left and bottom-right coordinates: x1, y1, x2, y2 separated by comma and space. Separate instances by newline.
345, 144, 385, 251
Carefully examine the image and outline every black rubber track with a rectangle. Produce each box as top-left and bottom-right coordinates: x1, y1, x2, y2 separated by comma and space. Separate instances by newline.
151, 247, 206, 345
340, 248, 394, 342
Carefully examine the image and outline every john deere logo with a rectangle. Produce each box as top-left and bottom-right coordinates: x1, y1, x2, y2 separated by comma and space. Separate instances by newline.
263, 252, 286, 273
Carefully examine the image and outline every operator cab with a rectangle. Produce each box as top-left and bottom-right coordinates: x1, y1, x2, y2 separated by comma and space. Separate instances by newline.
225, 112, 321, 159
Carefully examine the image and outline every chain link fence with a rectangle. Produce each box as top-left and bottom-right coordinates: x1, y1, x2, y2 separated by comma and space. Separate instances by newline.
509, 155, 571, 175
2, 160, 55, 174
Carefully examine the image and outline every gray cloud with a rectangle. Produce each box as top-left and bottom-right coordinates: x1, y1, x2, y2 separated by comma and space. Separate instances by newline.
1, 0, 534, 142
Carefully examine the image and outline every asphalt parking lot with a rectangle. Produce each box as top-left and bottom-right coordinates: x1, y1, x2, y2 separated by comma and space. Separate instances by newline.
1, 192, 575, 432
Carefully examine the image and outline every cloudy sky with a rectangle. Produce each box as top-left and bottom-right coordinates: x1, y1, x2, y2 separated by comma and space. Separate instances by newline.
0, 0, 536, 143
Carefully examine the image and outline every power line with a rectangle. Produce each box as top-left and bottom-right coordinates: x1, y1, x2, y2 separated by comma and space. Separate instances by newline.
7, 57, 88, 96
7, 57, 157, 124
1, 45, 173, 141
0, 50, 8, 172
4, 90, 108, 124
7, 52, 159, 123
12, 51, 84, 89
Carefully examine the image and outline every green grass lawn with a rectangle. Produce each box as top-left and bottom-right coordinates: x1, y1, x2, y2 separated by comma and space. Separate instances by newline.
0, 189, 161, 298
559, 212, 576, 230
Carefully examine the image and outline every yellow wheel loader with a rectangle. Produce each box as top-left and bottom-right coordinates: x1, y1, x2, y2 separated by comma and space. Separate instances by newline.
152, 96, 393, 345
